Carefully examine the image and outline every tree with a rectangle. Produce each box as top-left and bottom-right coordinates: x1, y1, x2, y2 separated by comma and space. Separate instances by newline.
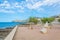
47, 17, 55, 23
58, 18, 60, 22
41, 18, 48, 23
28, 17, 39, 24
41, 17, 55, 23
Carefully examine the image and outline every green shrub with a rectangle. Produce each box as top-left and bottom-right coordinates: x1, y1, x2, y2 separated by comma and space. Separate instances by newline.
58, 18, 60, 22
28, 17, 38, 24
41, 17, 55, 23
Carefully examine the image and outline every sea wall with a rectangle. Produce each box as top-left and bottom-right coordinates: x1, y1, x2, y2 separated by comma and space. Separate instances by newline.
4, 26, 17, 40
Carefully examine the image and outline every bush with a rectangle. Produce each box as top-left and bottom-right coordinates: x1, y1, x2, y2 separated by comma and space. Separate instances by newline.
28, 17, 39, 24
41, 17, 55, 23
58, 18, 60, 22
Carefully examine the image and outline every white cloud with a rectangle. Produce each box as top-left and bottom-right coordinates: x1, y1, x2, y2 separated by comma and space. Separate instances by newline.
14, 2, 20, 8
26, 3, 32, 9
0, 0, 60, 14
0, 9, 15, 13
31, 1, 42, 9
42, 0, 60, 6
26, 1, 43, 9
14, 2, 24, 9
0, 0, 25, 13
26, 0, 60, 9
0, 1, 11, 7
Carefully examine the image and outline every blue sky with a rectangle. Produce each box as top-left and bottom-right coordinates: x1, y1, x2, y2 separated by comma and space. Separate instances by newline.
0, 0, 60, 22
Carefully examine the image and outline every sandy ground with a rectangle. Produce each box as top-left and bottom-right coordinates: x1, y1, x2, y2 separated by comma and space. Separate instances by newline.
13, 25, 60, 40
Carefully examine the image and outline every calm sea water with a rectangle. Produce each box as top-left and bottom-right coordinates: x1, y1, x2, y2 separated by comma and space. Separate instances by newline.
0, 22, 25, 28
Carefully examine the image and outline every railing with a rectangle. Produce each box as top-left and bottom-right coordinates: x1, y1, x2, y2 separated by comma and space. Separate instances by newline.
4, 26, 18, 40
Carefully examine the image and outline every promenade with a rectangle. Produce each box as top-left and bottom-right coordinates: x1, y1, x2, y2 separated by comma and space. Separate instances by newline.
13, 25, 60, 40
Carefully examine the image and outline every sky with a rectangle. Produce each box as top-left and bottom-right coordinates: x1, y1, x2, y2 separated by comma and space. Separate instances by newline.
0, 0, 60, 22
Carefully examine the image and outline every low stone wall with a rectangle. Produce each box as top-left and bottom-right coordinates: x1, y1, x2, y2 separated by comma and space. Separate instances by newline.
4, 26, 17, 40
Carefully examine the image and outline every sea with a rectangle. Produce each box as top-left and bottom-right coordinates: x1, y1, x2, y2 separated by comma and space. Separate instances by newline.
0, 22, 26, 29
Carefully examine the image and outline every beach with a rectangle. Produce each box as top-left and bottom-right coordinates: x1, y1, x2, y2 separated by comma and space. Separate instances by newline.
13, 24, 60, 40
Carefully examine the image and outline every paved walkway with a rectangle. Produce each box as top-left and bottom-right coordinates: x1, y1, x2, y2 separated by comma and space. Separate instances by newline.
13, 25, 60, 40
